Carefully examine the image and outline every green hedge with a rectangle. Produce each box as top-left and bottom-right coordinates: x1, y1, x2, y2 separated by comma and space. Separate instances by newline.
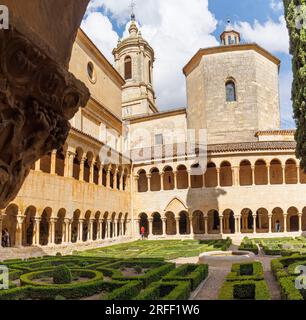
271, 254, 306, 279
162, 264, 208, 290
279, 276, 304, 300
113, 263, 176, 288
102, 281, 142, 300
226, 262, 264, 282
219, 280, 270, 300
20, 269, 103, 287
135, 281, 191, 300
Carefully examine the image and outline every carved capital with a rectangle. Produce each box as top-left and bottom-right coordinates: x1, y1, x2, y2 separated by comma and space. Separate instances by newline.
0, 28, 90, 208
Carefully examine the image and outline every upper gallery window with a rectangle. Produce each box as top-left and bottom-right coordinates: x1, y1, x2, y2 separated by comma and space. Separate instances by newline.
226, 80, 237, 102
155, 134, 163, 145
124, 56, 132, 80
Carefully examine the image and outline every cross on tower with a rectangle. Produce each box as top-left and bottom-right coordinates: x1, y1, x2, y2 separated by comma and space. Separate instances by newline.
129, 0, 136, 19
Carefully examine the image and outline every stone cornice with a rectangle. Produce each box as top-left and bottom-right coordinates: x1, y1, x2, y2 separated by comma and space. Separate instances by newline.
183, 43, 281, 76
128, 108, 187, 124
77, 29, 125, 87
255, 130, 296, 137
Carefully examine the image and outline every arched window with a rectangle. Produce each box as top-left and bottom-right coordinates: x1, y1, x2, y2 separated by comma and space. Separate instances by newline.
226, 80, 236, 102
124, 56, 132, 80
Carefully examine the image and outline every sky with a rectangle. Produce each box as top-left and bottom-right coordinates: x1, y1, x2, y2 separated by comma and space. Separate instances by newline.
81, 0, 295, 129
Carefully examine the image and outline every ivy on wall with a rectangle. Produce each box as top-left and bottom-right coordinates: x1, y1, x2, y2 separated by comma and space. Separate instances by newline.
283, 0, 306, 170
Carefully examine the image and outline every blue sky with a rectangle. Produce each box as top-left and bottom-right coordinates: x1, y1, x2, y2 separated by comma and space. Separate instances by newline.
82, 0, 295, 129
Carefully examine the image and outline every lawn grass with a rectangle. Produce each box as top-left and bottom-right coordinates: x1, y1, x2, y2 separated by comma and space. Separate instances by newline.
76, 239, 231, 260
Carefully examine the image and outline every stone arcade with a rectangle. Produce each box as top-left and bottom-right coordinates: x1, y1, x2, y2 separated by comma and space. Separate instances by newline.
1, 15, 306, 258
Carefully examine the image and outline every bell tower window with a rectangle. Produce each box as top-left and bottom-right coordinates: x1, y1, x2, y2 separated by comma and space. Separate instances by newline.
124, 56, 132, 80
226, 80, 237, 102
148, 61, 152, 84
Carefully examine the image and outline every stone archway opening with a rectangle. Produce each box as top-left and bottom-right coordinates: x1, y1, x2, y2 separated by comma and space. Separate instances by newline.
2, 204, 18, 247
165, 212, 176, 235
40, 208, 51, 246
55, 209, 66, 244
207, 210, 220, 234
179, 211, 189, 235
71, 210, 80, 243
150, 168, 161, 191
240, 160, 252, 186
272, 208, 284, 233
152, 213, 163, 236
205, 163, 217, 188
23, 206, 36, 246
139, 213, 149, 237
193, 211, 204, 234
287, 207, 299, 232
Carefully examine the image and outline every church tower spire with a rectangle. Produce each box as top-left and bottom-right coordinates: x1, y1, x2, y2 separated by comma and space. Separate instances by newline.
220, 19, 241, 45
112, 1, 158, 119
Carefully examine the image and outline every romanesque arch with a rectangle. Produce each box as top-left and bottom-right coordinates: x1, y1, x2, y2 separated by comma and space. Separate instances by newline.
240, 160, 252, 186
177, 165, 188, 189
23, 206, 36, 246
205, 162, 217, 188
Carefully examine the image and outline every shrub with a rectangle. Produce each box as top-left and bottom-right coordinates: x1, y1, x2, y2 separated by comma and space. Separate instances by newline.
162, 264, 208, 290
53, 265, 72, 284
240, 264, 253, 276
56, 253, 62, 257
219, 280, 270, 300
134, 266, 142, 274
279, 276, 304, 300
226, 262, 264, 282
103, 281, 142, 300
233, 283, 255, 299
136, 281, 191, 300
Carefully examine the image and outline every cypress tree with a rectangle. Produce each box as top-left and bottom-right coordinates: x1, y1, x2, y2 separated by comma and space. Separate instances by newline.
283, 0, 306, 170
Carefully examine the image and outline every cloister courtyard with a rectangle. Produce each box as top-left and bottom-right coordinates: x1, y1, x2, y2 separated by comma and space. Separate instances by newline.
0, 237, 306, 300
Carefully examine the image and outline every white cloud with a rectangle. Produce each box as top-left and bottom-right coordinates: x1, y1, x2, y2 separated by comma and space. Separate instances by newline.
81, 11, 119, 62
270, 0, 284, 12
82, 0, 218, 110
234, 15, 289, 54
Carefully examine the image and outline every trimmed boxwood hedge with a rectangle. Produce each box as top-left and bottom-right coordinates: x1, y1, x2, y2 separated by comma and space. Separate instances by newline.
271, 254, 306, 279
239, 238, 259, 255
112, 263, 176, 288
279, 276, 304, 300
219, 280, 270, 300
102, 281, 143, 300
135, 281, 191, 300
226, 262, 264, 282
162, 264, 208, 290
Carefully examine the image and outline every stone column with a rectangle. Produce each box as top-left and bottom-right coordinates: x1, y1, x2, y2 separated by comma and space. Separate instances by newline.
119, 172, 124, 191
89, 219, 94, 241
35, 159, 41, 171
253, 215, 257, 234
98, 165, 103, 186
175, 217, 180, 235
64, 219, 71, 244
79, 157, 86, 182
108, 221, 113, 238
34, 217, 41, 246
219, 215, 224, 235
147, 174, 152, 192
133, 175, 139, 192
148, 218, 153, 236
204, 216, 208, 235
297, 166, 301, 184
49, 218, 57, 245
284, 214, 288, 233
160, 173, 164, 190
106, 168, 111, 189
188, 171, 192, 188
50, 150, 57, 175
89, 160, 95, 184
251, 166, 255, 186
267, 165, 271, 185
282, 165, 286, 184
113, 168, 118, 191
268, 214, 273, 234
63, 151, 70, 177
162, 218, 167, 236
189, 215, 194, 237
299, 213, 303, 233
217, 168, 220, 187
97, 220, 103, 240
68, 151, 75, 178
134, 219, 140, 236
174, 172, 178, 189
78, 219, 84, 242
235, 216, 241, 234
16, 215, 24, 247
126, 219, 131, 236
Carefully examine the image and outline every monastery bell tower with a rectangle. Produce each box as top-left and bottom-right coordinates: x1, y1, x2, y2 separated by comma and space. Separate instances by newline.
113, 11, 158, 119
